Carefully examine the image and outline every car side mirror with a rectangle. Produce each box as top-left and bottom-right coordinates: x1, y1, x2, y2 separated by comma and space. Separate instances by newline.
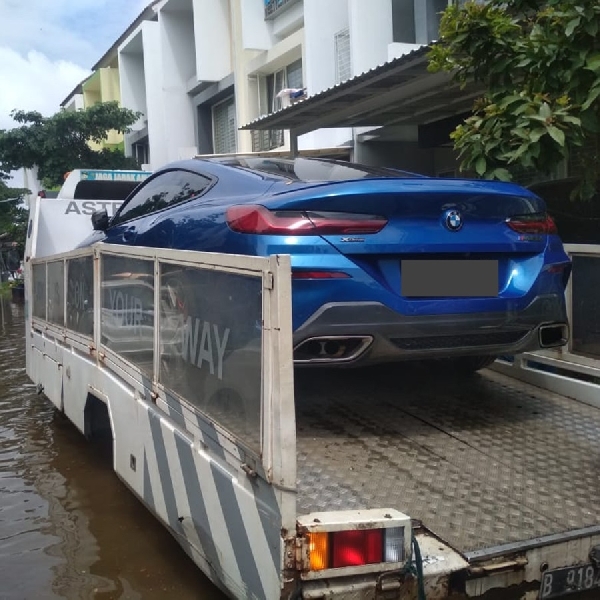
91, 209, 110, 231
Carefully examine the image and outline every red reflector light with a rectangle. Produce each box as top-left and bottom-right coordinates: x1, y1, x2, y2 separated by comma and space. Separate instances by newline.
226, 205, 387, 235
292, 271, 350, 279
546, 264, 567, 274
506, 214, 557, 234
331, 529, 383, 568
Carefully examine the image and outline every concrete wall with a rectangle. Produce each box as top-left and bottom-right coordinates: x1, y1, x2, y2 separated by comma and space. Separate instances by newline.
193, 0, 232, 81
240, 0, 274, 50
63, 95, 85, 111
142, 22, 169, 169
300, 0, 352, 150
99, 68, 122, 145
119, 50, 147, 132
271, 1, 304, 39
99, 68, 121, 103
160, 9, 198, 162
348, 0, 393, 76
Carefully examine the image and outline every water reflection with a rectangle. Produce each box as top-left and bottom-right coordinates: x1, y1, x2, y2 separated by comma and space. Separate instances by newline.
0, 303, 225, 599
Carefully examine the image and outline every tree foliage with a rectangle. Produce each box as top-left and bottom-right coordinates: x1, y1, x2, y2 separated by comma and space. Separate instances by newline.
0, 179, 28, 257
0, 101, 143, 189
428, 0, 600, 200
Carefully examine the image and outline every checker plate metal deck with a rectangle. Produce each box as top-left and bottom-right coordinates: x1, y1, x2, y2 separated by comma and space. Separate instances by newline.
295, 365, 600, 554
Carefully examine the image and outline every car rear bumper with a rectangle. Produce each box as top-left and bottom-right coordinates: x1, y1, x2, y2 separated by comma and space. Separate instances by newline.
292, 294, 568, 366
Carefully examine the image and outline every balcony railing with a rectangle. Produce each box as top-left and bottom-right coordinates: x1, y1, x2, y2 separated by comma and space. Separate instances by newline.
264, 0, 301, 20
252, 129, 285, 152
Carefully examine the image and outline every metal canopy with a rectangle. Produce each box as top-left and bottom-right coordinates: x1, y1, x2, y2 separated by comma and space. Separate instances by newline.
239, 46, 484, 137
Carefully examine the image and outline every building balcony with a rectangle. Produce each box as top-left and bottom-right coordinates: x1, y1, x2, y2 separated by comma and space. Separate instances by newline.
252, 129, 284, 152
264, 0, 301, 20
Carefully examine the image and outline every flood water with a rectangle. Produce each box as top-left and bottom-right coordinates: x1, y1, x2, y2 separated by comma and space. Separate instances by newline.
0, 302, 226, 600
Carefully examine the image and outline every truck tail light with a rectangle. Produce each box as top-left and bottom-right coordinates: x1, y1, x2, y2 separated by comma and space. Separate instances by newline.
506, 213, 557, 234
226, 205, 388, 235
308, 532, 329, 571
332, 529, 383, 568
383, 527, 406, 562
307, 526, 406, 571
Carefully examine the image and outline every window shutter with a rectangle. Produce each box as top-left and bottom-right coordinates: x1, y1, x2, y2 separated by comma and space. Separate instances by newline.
334, 28, 352, 84
213, 97, 237, 155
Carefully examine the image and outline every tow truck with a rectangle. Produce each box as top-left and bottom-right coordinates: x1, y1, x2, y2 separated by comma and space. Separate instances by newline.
24, 170, 600, 599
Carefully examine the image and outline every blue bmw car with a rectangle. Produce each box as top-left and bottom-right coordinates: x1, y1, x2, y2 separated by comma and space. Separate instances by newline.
82, 155, 571, 372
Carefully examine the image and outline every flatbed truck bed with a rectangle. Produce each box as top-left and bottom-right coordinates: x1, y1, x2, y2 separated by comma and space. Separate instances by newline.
295, 365, 600, 597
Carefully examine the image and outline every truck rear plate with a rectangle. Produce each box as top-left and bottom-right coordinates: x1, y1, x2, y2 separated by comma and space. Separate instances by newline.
540, 563, 600, 598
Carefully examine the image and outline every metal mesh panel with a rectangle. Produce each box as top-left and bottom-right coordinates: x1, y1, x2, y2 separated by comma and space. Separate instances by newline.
159, 263, 263, 453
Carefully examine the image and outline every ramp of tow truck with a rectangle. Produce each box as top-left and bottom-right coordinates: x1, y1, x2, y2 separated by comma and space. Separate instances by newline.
294, 364, 600, 592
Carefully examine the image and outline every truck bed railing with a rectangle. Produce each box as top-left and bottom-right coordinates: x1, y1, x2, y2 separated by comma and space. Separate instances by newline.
492, 243, 600, 407
29, 242, 297, 523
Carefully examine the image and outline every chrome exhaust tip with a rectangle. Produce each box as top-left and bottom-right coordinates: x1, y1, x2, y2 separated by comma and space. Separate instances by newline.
293, 336, 373, 364
539, 323, 569, 348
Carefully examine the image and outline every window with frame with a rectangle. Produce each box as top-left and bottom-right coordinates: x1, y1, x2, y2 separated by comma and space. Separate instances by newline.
112, 170, 211, 225
212, 97, 237, 155
253, 59, 303, 152
265, 59, 303, 114
334, 28, 352, 84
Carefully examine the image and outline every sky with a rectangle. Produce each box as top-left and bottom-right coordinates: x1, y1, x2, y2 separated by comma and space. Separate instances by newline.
0, 0, 148, 137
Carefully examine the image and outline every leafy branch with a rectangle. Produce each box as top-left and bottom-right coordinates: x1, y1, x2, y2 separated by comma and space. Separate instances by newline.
429, 0, 600, 201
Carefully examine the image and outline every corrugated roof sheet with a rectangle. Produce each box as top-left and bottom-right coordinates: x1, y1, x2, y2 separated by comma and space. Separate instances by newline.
239, 42, 485, 139
240, 45, 434, 132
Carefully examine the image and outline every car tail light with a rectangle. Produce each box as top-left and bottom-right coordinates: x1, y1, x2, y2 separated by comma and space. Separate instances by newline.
506, 214, 557, 234
226, 205, 387, 235
306, 527, 406, 571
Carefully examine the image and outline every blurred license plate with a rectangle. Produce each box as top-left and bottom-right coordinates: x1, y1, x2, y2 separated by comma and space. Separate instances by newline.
539, 563, 600, 598
401, 260, 498, 297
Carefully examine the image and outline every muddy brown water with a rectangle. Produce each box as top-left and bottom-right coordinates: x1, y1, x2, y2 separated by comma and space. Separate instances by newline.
0, 302, 225, 600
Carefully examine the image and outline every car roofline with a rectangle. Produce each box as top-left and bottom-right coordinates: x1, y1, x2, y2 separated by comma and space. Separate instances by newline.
152, 157, 541, 198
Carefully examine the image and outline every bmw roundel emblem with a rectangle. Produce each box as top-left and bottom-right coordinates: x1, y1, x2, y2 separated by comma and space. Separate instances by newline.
444, 209, 463, 231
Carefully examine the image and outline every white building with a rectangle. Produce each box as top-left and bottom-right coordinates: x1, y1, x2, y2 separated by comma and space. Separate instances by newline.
115, 0, 454, 171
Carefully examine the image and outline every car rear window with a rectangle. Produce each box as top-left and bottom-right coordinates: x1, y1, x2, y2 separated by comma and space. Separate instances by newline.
210, 156, 422, 182
73, 180, 142, 201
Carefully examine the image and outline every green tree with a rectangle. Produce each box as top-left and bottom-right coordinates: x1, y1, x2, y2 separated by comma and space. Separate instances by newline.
428, 0, 600, 200
0, 176, 28, 257
0, 101, 143, 189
